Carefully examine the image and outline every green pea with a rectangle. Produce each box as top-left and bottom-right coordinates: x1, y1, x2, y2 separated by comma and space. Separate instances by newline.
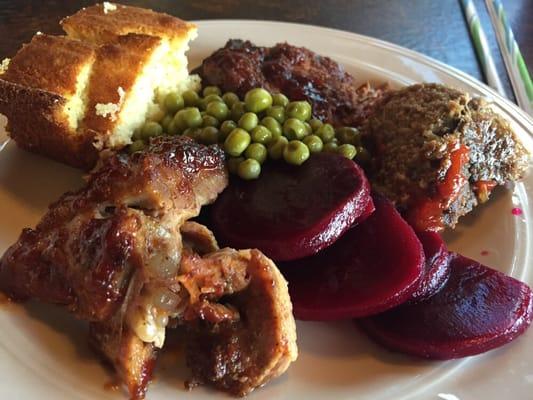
244, 88, 273, 113
201, 94, 224, 110
206, 101, 229, 121
283, 140, 310, 165
176, 107, 202, 129
182, 90, 200, 107
222, 92, 240, 109
160, 114, 173, 132
167, 119, 181, 135
231, 102, 246, 122
237, 158, 261, 180
131, 128, 142, 141
251, 125, 273, 145
147, 105, 165, 122
245, 143, 267, 164
309, 118, 323, 132
355, 146, 371, 163
304, 122, 312, 135
238, 112, 259, 131
286, 101, 312, 121
303, 135, 323, 153
141, 121, 163, 140
164, 92, 184, 114
316, 123, 335, 142
272, 93, 289, 107
337, 144, 357, 159
336, 127, 361, 145
323, 141, 339, 153
283, 118, 307, 140
220, 120, 237, 140
183, 127, 202, 140
266, 106, 285, 123
224, 128, 251, 156
227, 157, 244, 174
268, 136, 288, 160
261, 116, 282, 140
129, 140, 145, 153
202, 115, 219, 128
203, 86, 222, 97
199, 126, 219, 145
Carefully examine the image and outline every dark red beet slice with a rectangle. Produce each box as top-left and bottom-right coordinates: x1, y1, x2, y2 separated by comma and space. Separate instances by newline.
211, 153, 372, 261
280, 196, 424, 320
358, 253, 533, 359
409, 231, 451, 303
354, 196, 375, 225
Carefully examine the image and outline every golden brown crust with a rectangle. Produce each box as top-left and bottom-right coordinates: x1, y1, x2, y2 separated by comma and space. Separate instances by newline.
0, 33, 98, 168
82, 33, 162, 137
0, 79, 98, 168
1, 34, 94, 96
90, 323, 157, 400
61, 3, 196, 45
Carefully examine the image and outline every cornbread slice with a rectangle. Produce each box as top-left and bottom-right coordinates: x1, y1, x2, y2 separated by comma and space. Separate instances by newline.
61, 2, 198, 101
0, 3, 199, 169
82, 33, 165, 148
0, 34, 98, 167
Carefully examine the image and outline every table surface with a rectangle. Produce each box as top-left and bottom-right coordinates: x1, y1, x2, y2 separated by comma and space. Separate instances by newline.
0, 0, 531, 102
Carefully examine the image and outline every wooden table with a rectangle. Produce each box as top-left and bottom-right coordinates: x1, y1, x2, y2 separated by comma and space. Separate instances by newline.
0, 0, 531, 101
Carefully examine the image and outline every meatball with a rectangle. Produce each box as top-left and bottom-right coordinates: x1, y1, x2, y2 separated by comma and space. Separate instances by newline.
365, 83, 529, 231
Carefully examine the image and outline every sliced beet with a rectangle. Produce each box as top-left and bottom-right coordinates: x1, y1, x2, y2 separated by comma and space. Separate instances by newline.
211, 153, 372, 261
409, 231, 451, 303
354, 195, 375, 225
280, 196, 424, 320
358, 253, 533, 359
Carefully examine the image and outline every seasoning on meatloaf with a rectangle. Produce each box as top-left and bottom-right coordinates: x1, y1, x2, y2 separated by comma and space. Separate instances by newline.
365, 83, 529, 231
195, 39, 389, 127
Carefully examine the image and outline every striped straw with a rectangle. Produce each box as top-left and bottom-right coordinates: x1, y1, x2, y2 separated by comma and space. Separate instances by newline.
486, 0, 533, 116
460, 0, 506, 96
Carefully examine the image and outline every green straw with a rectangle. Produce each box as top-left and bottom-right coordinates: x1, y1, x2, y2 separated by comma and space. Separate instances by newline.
486, 0, 533, 116
460, 0, 506, 96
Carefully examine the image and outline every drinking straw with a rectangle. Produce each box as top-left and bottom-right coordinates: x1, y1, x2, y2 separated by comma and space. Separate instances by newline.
486, 0, 533, 116
460, 0, 506, 96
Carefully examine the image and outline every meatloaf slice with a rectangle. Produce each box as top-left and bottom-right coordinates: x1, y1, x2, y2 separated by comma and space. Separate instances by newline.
365, 83, 529, 231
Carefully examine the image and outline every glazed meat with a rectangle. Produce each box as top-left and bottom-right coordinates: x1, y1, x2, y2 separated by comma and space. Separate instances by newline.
0, 135, 297, 399
365, 83, 529, 231
196, 39, 388, 127
182, 248, 297, 396
0, 136, 227, 398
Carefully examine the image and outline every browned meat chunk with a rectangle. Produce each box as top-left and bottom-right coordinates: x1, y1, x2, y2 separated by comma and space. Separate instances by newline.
0, 136, 227, 398
196, 39, 388, 127
181, 248, 297, 396
364, 83, 529, 231
0, 135, 297, 399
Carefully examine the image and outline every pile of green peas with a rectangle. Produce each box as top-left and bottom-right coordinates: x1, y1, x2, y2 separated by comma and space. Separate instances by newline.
130, 86, 371, 180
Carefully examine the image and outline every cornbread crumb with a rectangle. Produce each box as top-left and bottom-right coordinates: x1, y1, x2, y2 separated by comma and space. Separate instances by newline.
95, 86, 125, 121
103, 2, 117, 14
0, 58, 10, 74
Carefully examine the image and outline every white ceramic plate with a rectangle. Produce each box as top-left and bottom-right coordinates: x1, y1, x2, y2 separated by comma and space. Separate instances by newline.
0, 20, 532, 400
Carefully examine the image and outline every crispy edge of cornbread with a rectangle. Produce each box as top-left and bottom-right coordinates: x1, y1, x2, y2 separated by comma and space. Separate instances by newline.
0, 79, 99, 168
0, 34, 95, 97
61, 2, 197, 47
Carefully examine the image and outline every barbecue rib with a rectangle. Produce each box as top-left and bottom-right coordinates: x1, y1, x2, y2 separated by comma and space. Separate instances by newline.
0, 136, 297, 398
